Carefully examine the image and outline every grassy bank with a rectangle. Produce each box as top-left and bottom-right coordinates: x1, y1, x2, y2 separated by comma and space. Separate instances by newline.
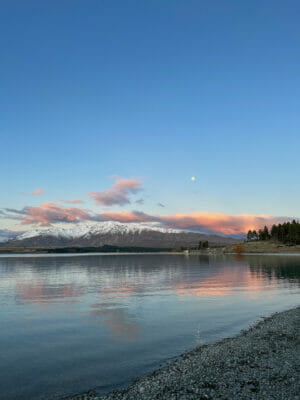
227, 240, 300, 254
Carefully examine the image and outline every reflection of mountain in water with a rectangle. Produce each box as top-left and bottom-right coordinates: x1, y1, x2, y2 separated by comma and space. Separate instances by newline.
248, 255, 300, 283
1, 254, 299, 342
1, 253, 299, 400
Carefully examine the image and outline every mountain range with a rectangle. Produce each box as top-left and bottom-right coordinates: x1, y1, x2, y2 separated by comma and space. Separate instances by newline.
1, 221, 239, 249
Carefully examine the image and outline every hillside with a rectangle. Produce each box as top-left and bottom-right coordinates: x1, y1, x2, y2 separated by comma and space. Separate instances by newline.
227, 240, 300, 254
0, 221, 239, 250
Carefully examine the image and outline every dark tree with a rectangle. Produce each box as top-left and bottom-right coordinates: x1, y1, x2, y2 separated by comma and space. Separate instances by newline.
263, 226, 271, 240
256, 220, 300, 244
271, 224, 278, 240
202, 240, 209, 249
252, 230, 258, 240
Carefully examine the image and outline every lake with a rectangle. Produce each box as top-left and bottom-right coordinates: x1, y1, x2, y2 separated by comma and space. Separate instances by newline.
0, 253, 299, 400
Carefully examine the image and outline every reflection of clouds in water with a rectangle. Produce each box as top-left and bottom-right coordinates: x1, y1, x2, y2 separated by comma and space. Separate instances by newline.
176, 286, 230, 298
90, 303, 139, 341
174, 266, 274, 299
0, 255, 183, 293
246, 292, 276, 300
2, 254, 298, 329
15, 280, 85, 305
101, 286, 136, 298
0, 255, 299, 400
5, 255, 296, 307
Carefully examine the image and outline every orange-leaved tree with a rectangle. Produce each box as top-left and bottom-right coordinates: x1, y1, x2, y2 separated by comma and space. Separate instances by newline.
232, 244, 246, 254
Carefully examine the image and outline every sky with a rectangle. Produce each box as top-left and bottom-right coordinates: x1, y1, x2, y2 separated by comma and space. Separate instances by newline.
1, 0, 300, 236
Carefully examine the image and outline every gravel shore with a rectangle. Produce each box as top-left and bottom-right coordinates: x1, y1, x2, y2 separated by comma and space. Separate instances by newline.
62, 307, 300, 400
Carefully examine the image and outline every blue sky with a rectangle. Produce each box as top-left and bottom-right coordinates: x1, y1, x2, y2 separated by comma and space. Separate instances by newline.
1, 0, 300, 234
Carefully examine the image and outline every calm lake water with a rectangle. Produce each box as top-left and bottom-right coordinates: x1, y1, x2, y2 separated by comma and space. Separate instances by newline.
0, 253, 299, 400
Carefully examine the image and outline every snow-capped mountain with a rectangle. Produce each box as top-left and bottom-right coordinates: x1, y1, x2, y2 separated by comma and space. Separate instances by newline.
17, 221, 183, 240
2, 221, 238, 248
0, 229, 23, 243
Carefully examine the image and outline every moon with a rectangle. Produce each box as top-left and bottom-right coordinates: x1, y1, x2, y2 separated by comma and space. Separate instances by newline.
191, 176, 196, 181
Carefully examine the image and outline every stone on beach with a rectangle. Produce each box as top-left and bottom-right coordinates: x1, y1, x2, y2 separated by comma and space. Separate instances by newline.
63, 307, 300, 400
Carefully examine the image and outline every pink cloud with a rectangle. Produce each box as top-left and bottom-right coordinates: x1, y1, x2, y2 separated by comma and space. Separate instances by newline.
88, 178, 143, 206
20, 202, 92, 226
59, 199, 85, 204
157, 212, 279, 235
100, 211, 150, 223
4, 202, 290, 236
32, 188, 44, 196
98, 211, 286, 235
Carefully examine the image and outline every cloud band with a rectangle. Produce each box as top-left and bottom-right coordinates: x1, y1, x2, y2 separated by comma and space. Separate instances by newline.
2, 203, 291, 236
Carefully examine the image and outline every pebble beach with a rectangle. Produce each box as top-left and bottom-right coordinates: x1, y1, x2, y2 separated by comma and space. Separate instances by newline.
62, 306, 300, 400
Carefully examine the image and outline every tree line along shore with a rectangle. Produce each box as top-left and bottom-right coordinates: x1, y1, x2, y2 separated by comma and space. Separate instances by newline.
228, 220, 300, 254
247, 220, 300, 244
2, 221, 300, 255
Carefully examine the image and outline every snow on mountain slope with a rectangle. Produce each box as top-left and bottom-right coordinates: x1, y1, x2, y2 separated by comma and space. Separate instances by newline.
16, 221, 184, 241
0, 229, 23, 243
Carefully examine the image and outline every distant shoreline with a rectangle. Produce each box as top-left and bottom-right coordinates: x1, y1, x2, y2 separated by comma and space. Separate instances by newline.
0, 245, 174, 255
226, 240, 300, 254
1, 240, 300, 255
60, 306, 300, 400
0, 251, 180, 258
